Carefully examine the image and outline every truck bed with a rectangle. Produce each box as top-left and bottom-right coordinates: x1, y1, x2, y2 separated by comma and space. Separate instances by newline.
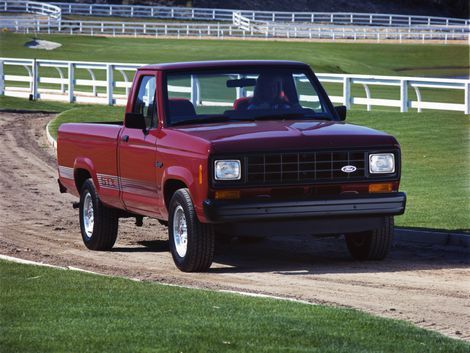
57, 122, 123, 208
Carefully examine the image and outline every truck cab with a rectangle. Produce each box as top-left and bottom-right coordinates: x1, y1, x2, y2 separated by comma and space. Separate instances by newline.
57, 60, 406, 272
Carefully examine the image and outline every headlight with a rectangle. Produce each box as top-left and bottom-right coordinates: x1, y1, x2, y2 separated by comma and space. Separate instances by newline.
214, 160, 241, 180
369, 153, 395, 174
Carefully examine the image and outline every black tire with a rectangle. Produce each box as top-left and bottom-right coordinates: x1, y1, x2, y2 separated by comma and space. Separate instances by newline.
168, 188, 215, 272
345, 217, 394, 261
79, 179, 118, 251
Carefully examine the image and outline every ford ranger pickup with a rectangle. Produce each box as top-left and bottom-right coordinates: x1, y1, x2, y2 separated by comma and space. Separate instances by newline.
57, 60, 406, 272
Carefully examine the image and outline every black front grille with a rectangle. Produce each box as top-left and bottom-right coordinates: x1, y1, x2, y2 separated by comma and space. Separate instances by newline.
246, 150, 366, 185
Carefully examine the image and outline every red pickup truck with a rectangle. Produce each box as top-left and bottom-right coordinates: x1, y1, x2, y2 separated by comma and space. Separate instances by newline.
57, 60, 406, 272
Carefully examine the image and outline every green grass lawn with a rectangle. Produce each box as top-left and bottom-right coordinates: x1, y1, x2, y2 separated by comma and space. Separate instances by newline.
1, 260, 468, 353
1, 32, 468, 76
348, 110, 469, 232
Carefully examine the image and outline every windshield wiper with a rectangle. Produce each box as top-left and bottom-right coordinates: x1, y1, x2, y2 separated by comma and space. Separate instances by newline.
242, 112, 330, 121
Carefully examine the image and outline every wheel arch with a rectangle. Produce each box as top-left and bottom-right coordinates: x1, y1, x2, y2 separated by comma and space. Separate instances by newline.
73, 157, 99, 194
163, 178, 188, 211
162, 165, 196, 210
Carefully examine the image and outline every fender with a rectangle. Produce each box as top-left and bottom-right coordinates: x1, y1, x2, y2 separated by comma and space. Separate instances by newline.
73, 157, 99, 193
163, 166, 195, 190
161, 165, 198, 220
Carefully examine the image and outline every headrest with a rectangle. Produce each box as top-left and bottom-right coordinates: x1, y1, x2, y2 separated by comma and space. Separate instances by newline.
168, 98, 196, 122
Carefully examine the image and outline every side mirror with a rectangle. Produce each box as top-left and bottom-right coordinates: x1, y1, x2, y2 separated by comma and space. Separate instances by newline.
125, 112, 147, 130
335, 106, 347, 121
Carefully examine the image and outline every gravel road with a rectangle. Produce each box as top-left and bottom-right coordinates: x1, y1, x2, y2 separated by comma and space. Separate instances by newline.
0, 111, 469, 341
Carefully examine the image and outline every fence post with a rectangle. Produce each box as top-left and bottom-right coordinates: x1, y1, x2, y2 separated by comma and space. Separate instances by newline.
190, 75, 200, 105
0, 60, 4, 96
465, 81, 470, 115
31, 58, 39, 100
68, 62, 74, 103
400, 80, 408, 112
342, 77, 351, 109
106, 64, 114, 106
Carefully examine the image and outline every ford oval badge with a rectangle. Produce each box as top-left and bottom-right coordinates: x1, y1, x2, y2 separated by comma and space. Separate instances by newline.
341, 165, 357, 173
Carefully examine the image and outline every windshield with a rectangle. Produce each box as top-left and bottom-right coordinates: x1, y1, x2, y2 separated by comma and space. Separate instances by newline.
164, 68, 335, 126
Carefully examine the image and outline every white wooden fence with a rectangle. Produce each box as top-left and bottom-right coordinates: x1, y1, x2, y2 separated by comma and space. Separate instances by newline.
2, 0, 467, 41
3, 18, 467, 42
1, 0, 61, 20
1, 58, 468, 114
43, 1, 470, 27
2, 0, 469, 30
232, 11, 468, 40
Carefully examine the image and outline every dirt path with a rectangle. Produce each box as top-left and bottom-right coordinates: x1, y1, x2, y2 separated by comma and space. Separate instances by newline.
0, 111, 469, 341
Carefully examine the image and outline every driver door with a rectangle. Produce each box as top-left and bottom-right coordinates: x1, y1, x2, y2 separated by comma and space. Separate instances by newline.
118, 73, 160, 216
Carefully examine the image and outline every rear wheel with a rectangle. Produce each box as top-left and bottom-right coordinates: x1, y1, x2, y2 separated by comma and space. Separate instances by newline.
345, 217, 394, 260
169, 188, 215, 272
79, 179, 118, 250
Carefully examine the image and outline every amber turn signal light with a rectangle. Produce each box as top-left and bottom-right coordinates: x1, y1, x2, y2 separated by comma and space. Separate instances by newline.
215, 190, 240, 200
369, 183, 393, 193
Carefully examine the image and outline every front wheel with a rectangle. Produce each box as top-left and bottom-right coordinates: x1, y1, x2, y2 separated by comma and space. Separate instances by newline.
168, 188, 215, 272
79, 179, 118, 250
345, 217, 394, 261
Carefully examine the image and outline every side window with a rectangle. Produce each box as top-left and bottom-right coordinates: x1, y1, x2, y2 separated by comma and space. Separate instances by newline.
133, 75, 157, 129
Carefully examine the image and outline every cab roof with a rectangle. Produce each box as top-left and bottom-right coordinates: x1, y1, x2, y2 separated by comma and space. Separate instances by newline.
139, 60, 309, 71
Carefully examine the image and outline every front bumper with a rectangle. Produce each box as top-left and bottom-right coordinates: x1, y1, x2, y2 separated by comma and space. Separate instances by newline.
203, 192, 406, 223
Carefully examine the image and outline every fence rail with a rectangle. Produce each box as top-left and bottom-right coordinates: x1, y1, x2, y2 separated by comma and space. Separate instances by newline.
2, 18, 468, 42
1, 58, 468, 114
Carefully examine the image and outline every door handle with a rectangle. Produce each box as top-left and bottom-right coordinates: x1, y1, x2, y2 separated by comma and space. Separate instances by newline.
121, 135, 129, 142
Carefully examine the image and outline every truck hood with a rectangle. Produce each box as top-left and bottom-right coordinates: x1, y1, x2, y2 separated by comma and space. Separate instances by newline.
173, 120, 398, 154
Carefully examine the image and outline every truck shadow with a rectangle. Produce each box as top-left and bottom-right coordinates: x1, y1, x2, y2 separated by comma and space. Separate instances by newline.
111, 233, 469, 275
112, 240, 169, 253
209, 235, 470, 275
